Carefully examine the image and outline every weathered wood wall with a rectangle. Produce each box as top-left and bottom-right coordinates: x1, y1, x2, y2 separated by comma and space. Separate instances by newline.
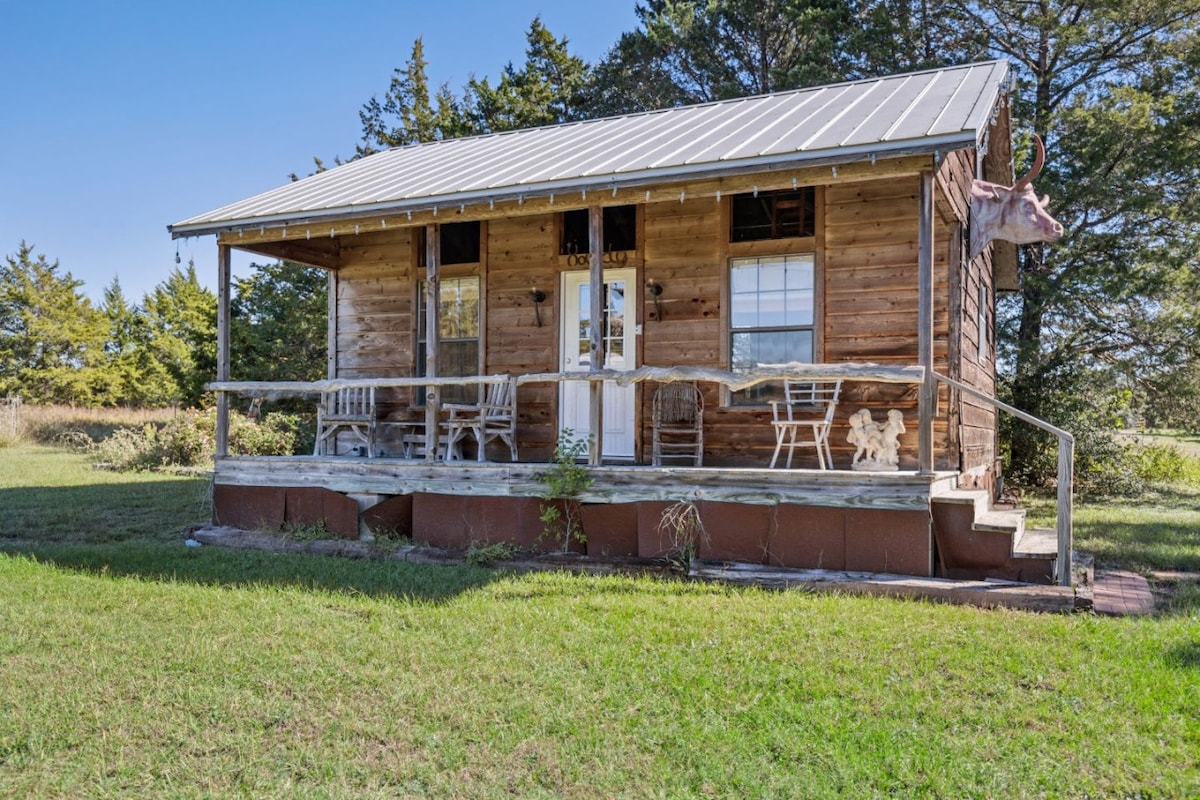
334, 228, 418, 453
486, 214, 560, 460
317, 159, 996, 472
937, 149, 999, 487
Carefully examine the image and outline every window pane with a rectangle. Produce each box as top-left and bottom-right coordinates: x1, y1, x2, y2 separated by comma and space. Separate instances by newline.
416, 276, 481, 404
758, 259, 786, 291
730, 262, 757, 295
730, 187, 816, 241
728, 254, 816, 405
785, 290, 813, 327
757, 290, 788, 328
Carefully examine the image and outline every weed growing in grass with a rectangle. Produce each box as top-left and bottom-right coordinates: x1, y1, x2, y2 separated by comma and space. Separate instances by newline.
538, 430, 592, 552
281, 520, 332, 542
465, 540, 519, 566
658, 499, 708, 571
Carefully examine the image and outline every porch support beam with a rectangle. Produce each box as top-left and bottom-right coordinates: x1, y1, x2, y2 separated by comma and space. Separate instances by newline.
917, 170, 935, 474
588, 206, 604, 466
424, 224, 441, 461
327, 270, 338, 379
215, 244, 232, 458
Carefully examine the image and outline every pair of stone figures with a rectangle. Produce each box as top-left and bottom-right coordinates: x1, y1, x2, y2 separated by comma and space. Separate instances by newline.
847, 408, 905, 471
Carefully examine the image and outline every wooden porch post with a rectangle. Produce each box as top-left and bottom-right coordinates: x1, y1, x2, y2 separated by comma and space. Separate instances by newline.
424, 224, 441, 461
917, 170, 935, 474
588, 206, 605, 466
215, 244, 232, 458
326, 270, 338, 379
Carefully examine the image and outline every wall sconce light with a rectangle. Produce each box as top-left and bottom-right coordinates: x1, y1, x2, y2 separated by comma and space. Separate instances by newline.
529, 287, 547, 327
647, 281, 663, 321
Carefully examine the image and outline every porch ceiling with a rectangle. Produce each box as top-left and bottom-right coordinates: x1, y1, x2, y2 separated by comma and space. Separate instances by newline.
169, 60, 1010, 239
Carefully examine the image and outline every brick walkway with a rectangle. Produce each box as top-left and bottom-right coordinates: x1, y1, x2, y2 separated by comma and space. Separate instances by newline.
1091, 570, 1156, 616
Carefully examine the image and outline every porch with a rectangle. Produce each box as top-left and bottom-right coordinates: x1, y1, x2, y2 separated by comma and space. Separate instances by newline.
207, 363, 1070, 585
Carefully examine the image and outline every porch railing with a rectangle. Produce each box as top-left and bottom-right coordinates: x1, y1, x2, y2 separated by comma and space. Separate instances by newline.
207, 362, 926, 466
933, 372, 1074, 587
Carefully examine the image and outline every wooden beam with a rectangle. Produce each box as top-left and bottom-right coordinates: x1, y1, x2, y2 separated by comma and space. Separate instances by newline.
213, 456, 953, 511
326, 270, 338, 379
917, 171, 935, 474
588, 205, 604, 466
228, 238, 342, 269
216, 156, 935, 248
206, 363, 925, 397
424, 224, 441, 462
215, 244, 232, 458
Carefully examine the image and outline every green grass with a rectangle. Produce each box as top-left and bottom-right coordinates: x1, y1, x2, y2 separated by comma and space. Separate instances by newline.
1127, 429, 1200, 458
1, 444, 1199, 797
1, 552, 1199, 799
0, 444, 209, 544
1025, 484, 1200, 573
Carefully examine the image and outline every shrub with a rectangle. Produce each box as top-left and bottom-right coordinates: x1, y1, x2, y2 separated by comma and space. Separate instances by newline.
90, 408, 308, 471
1131, 441, 1200, 486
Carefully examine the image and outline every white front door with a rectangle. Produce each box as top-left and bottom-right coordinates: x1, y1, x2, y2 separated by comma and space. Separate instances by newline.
560, 269, 637, 459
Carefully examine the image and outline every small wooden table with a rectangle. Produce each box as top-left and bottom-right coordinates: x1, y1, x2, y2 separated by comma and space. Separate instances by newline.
388, 420, 456, 460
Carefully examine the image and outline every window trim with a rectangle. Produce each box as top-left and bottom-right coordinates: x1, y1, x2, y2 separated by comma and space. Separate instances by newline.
416, 273, 483, 406
724, 252, 820, 407
719, 187, 824, 409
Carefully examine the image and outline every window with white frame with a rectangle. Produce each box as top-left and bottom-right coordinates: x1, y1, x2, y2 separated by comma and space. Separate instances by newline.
729, 253, 815, 405
417, 275, 480, 404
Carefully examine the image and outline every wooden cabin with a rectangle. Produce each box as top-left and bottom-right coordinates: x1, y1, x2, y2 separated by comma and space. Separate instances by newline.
170, 60, 1073, 585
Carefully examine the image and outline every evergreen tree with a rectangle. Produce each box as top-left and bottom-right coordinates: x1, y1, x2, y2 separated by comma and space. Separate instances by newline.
231, 260, 328, 383
465, 17, 593, 131
357, 37, 472, 154
0, 242, 107, 404
93, 277, 143, 406
357, 19, 593, 150
140, 262, 217, 407
956, 0, 1200, 471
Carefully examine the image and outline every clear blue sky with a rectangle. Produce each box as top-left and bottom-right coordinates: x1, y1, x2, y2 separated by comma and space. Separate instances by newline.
0, 0, 641, 302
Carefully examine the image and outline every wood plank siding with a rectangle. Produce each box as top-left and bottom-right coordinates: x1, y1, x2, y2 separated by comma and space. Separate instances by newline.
257, 153, 994, 475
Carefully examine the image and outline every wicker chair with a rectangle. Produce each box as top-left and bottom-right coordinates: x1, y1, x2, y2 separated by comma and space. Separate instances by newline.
651, 382, 704, 466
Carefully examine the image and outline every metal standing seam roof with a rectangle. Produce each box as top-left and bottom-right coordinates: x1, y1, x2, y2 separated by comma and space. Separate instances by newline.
169, 60, 1010, 237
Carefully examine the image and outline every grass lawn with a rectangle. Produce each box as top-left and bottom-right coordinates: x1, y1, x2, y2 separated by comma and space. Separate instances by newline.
1026, 484, 1200, 574
2, 445, 1199, 798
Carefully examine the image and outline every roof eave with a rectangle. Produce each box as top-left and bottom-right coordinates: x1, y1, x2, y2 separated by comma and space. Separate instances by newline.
168, 132, 978, 239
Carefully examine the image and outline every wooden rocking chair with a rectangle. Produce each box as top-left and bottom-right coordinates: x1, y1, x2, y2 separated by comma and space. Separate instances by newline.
442, 377, 518, 462
769, 380, 842, 469
651, 382, 704, 466
314, 386, 377, 457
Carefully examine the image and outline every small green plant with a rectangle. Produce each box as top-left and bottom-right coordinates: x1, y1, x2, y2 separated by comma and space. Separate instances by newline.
538, 430, 593, 552
281, 520, 332, 541
465, 540, 518, 566
658, 499, 708, 571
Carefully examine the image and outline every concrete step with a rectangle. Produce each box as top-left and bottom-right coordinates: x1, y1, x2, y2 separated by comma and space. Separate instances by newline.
1013, 525, 1057, 559
930, 487, 989, 517
975, 507, 1025, 537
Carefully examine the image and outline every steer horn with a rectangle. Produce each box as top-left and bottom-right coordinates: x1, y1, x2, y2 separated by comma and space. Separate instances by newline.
1012, 134, 1046, 191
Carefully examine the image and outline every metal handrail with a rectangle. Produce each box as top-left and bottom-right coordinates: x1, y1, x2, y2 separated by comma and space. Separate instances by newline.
934, 371, 1074, 587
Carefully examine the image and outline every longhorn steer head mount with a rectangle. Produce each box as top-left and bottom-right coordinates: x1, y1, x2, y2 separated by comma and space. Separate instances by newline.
969, 134, 1064, 259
